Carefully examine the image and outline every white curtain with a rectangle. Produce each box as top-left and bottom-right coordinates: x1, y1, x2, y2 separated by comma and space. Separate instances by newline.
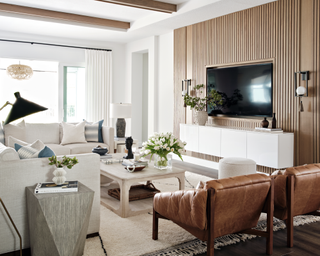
85, 50, 112, 126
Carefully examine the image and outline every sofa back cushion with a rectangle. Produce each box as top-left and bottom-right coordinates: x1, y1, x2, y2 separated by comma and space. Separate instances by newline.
0, 123, 4, 144
285, 164, 320, 216
25, 123, 60, 144
205, 174, 271, 238
3, 120, 26, 146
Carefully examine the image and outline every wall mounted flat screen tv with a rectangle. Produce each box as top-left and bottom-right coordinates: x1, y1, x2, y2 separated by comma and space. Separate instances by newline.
207, 63, 273, 117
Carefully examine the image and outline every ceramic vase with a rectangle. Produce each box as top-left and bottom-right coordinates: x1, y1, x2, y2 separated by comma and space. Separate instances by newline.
261, 117, 269, 128
194, 111, 208, 126
52, 167, 67, 185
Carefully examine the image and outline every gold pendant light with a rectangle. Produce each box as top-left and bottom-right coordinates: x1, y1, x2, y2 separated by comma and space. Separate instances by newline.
7, 62, 33, 80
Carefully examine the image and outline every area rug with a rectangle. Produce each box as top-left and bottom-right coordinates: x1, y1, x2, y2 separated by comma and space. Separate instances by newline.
84, 172, 320, 256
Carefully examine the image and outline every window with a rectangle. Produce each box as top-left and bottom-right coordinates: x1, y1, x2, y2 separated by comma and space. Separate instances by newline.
63, 67, 85, 122
0, 58, 59, 123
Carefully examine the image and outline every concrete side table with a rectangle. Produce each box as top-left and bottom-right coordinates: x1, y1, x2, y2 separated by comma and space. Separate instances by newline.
26, 182, 94, 256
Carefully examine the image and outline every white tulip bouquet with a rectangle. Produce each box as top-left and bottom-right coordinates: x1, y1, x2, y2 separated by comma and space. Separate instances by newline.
141, 132, 187, 168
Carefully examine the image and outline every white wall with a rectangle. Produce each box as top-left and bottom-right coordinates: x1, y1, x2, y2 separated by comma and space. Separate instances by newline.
157, 32, 173, 133
124, 31, 173, 143
0, 32, 125, 126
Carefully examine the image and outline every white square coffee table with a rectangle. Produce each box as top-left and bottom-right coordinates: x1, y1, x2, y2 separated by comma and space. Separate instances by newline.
100, 154, 185, 218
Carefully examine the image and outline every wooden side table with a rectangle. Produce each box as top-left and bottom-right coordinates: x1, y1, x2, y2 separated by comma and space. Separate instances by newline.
26, 183, 94, 256
114, 139, 138, 153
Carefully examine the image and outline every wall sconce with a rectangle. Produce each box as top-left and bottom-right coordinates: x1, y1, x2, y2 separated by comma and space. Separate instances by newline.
294, 71, 309, 112
182, 79, 191, 97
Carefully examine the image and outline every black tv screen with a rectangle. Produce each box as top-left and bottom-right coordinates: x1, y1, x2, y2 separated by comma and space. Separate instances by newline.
207, 63, 273, 117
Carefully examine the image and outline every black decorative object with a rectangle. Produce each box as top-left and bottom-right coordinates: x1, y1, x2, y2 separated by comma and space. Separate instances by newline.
110, 103, 131, 138
92, 145, 108, 156
261, 117, 269, 128
272, 113, 277, 129
123, 136, 134, 159
0, 92, 48, 125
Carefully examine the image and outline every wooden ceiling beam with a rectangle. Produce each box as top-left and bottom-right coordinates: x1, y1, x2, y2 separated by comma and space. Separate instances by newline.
0, 3, 130, 30
95, 0, 177, 14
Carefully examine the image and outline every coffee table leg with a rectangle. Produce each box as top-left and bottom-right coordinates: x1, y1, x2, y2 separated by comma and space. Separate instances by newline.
119, 181, 131, 218
177, 173, 185, 190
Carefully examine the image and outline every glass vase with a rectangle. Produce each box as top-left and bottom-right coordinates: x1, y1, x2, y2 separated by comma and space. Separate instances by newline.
154, 154, 169, 170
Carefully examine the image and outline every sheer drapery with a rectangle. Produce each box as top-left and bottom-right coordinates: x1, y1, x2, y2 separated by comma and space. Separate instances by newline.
85, 50, 112, 126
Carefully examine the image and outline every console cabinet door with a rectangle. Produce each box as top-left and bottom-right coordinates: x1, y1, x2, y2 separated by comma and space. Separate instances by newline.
247, 132, 294, 169
198, 126, 221, 156
221, 129, 246, 158
180, 124, 199, 152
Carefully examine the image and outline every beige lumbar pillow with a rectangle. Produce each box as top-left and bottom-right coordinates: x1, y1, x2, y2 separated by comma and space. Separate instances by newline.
60, 121, 87, 145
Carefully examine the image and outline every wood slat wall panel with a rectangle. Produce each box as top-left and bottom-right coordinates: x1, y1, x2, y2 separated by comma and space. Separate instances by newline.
174, 0, 320, 173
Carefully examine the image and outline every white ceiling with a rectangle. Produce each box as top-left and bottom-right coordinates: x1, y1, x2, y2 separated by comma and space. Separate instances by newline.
0, 0, 277, 44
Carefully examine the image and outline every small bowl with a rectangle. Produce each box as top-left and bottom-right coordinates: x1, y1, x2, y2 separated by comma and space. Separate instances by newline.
92, 146, 108, 156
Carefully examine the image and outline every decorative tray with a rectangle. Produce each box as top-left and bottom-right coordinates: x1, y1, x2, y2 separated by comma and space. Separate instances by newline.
108, 183, 160, 202
124, 165, 146, 172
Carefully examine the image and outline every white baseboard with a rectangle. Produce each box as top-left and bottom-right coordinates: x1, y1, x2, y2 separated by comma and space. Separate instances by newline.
172, 154, 219, 170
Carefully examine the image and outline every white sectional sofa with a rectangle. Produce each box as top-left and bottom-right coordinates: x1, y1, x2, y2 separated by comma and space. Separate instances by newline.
0, 122, 115, 254
2, 121, 114, 155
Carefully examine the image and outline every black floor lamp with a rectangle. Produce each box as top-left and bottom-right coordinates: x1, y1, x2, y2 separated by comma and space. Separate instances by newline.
0, 92, 47, 256
0, 91, 48, 125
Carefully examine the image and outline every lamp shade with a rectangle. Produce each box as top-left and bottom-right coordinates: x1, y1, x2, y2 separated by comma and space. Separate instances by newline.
110, 103, 131, 119
4, 92, 48, 125
296, 86, 306, 96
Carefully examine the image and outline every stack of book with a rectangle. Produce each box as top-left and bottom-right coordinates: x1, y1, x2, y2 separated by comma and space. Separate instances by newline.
255, 127, 283, 132
100, 154, 112, 160
114, 137, 126, 141
34, 181, 78, 194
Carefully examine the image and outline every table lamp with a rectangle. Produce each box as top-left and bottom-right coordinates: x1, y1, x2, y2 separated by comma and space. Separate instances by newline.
110, 103, 131, 138
0, 92, 48, 125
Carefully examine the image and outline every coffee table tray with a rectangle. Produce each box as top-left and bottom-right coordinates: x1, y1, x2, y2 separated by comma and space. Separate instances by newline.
108, 183, 160, 201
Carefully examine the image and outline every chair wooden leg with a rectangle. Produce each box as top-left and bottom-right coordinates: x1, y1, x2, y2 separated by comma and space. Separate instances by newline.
287, 175, 294, 248
207, 188, 215, 256
152, 208, 158, 240
266, 178, 274, 255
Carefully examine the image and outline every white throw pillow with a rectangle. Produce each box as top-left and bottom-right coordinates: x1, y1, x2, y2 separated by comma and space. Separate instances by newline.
3, 120, 26, 146
60, 121, 87, 145
7, 136, 29, 148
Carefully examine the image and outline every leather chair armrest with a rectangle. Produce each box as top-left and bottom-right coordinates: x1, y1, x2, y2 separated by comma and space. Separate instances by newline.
153, 189, 207, 230
273, 175, 288, 209
101, 126, 114, 153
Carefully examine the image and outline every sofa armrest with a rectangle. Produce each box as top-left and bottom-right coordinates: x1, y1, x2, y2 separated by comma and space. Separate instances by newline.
102, 126, 114, 153
153, 189, 207, 230
0, 153, 100, 254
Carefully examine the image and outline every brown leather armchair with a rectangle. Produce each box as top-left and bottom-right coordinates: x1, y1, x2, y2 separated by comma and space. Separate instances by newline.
272, 164, 320, 247
153, 174, 274, 255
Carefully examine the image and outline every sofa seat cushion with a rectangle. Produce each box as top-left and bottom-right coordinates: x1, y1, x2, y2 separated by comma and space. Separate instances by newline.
45, 144, 71, 156
63, 142, 109, 155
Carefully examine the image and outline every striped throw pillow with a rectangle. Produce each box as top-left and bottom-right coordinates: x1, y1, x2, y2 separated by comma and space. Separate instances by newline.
0, 122, 4, 145
84, 119, 104, 142
14, 140, 55, 159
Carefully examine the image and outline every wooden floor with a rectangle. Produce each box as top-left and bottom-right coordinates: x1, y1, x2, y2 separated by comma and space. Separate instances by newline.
172, 159, 320, 256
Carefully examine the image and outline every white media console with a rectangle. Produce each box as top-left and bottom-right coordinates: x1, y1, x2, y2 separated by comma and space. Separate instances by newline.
180, 124, 294, 169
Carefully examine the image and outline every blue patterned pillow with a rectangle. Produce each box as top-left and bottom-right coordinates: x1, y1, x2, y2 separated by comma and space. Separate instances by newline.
0, 122, 4, 145
83, 119, 104, 143
14, 142, 55, 159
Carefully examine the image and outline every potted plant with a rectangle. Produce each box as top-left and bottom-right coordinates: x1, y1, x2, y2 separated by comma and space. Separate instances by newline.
48, 156, 79, 185
141, 132, 186, 170
184, 84, 224, 125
